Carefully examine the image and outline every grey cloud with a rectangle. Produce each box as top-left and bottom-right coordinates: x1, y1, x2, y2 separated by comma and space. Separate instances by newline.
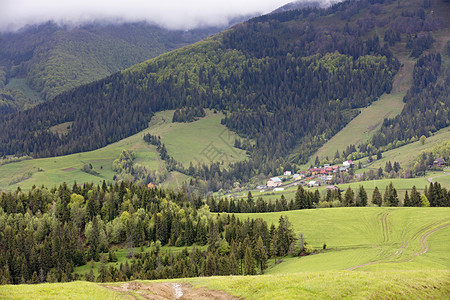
0, 0, 296, 31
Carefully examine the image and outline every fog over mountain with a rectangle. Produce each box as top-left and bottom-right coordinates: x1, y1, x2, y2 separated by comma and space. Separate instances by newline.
0, 0, 338, 32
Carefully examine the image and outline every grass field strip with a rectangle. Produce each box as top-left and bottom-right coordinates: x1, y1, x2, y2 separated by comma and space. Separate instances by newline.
347, 212, 450, 270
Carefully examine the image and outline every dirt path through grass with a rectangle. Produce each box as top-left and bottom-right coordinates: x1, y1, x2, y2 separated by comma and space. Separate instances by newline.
104, 281, 239, 300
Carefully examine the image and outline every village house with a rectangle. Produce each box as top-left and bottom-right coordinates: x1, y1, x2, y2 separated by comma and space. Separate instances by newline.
284, 170, 292, 176
308, 180, 319, 187
433, 158, 446, 167
267, 177, 282, 187
309, 167, 323, 175
343, 160, 354, 167
293, 174, 300, 180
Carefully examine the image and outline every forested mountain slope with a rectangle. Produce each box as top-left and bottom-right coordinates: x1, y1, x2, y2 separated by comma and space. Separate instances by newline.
0, 0, 448, 182
0, 22, 230, 113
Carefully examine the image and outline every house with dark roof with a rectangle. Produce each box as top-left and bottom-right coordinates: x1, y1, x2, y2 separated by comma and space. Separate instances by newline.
433, 158, 446, 167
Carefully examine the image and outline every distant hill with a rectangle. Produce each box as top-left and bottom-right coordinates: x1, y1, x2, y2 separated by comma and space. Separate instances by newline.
0, 21, 237, 114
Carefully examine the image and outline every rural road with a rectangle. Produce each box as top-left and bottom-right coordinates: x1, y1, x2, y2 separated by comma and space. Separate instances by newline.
427, 172, 449, 183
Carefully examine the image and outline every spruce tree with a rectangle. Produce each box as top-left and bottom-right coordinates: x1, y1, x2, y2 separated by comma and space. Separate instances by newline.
404, 191, 410, 207
254, 236, 268, 274
343, 187, 355, 207
359, 186, 368, 207
372, 187, 382, 206
243, 245, 255, 275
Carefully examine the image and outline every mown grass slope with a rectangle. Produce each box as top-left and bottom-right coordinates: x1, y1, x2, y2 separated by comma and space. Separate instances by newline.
184, 270, 450, 300
235, 208, 450, 273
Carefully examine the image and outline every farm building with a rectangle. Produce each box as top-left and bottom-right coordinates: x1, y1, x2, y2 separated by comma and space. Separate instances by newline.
433, 158, 446, 167
267, 177, 282, 187
343, 160, 354, 167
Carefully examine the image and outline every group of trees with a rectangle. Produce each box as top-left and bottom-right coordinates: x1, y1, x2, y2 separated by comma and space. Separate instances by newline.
0, 181, 300, 284
172, 107, 206, 123
207, 181, 450, 214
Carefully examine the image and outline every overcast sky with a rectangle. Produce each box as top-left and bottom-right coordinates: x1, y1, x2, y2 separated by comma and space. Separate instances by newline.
0, 0, 315, 32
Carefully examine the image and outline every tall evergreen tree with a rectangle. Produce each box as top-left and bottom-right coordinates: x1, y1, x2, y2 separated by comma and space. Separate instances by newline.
372, 187, 382, 206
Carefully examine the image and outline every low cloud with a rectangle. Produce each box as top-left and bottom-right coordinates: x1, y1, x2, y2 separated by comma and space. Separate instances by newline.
0, 0, 302, 32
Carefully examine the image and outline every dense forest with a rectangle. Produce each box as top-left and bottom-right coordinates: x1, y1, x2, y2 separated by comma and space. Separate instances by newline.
0, 181, 300, 284
0, 0, 447, 188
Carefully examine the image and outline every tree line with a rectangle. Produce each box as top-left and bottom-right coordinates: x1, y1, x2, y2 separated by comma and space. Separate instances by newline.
0, 181, 299, 284
207, 181, 450, 214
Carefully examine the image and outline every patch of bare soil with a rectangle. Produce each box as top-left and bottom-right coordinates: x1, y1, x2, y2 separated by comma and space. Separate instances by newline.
104, 281, 240, 300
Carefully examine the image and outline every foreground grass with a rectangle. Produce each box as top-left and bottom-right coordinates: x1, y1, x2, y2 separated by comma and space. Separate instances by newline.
0, 281, 125, 300
184, 270, 450, 299
2, 270, 449, 299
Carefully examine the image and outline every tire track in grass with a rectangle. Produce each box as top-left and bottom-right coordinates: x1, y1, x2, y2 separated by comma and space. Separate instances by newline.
347, 219, 450, 270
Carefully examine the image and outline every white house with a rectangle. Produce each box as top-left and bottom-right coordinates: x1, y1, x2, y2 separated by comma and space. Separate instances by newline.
267, 177, 282, 187
343, 160, 354, 167
284, 171, 292, 176
308, 181, 319, 187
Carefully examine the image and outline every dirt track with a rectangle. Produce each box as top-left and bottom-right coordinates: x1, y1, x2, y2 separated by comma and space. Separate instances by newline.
105, 281, 240, 300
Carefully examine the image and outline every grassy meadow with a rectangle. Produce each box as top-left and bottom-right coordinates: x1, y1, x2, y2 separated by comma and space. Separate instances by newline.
234, 207, 450, 273
0, 110, 247, 191
184, 270, 450, 299
312, 91, 405, 163
355, 127, 450, 173
0, 281, 124, 300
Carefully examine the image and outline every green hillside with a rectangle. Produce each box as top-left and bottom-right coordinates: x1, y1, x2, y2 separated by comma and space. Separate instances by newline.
0, 110, 247, 191
0, 22, 223, 113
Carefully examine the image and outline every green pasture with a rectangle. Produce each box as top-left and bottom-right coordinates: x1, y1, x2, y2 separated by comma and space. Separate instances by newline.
312, 91, 405, 163
0, 110, 246, 191
184, 270, 450, 300
147, 110, 247, 167
234, 207, 450, 273
355, 127, 450, 173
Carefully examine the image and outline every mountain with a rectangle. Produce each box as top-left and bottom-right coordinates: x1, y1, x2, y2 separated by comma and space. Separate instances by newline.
0, 21, 239, 114
0, 0, 448, 186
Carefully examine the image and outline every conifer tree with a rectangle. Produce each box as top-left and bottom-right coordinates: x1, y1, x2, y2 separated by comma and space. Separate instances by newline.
372, 187, 382, 206
243, 245, 255, 275
359, 186, 368, 207
403, 191, 410, 207
254, 236, 268, 274
343, 187, 355, 206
